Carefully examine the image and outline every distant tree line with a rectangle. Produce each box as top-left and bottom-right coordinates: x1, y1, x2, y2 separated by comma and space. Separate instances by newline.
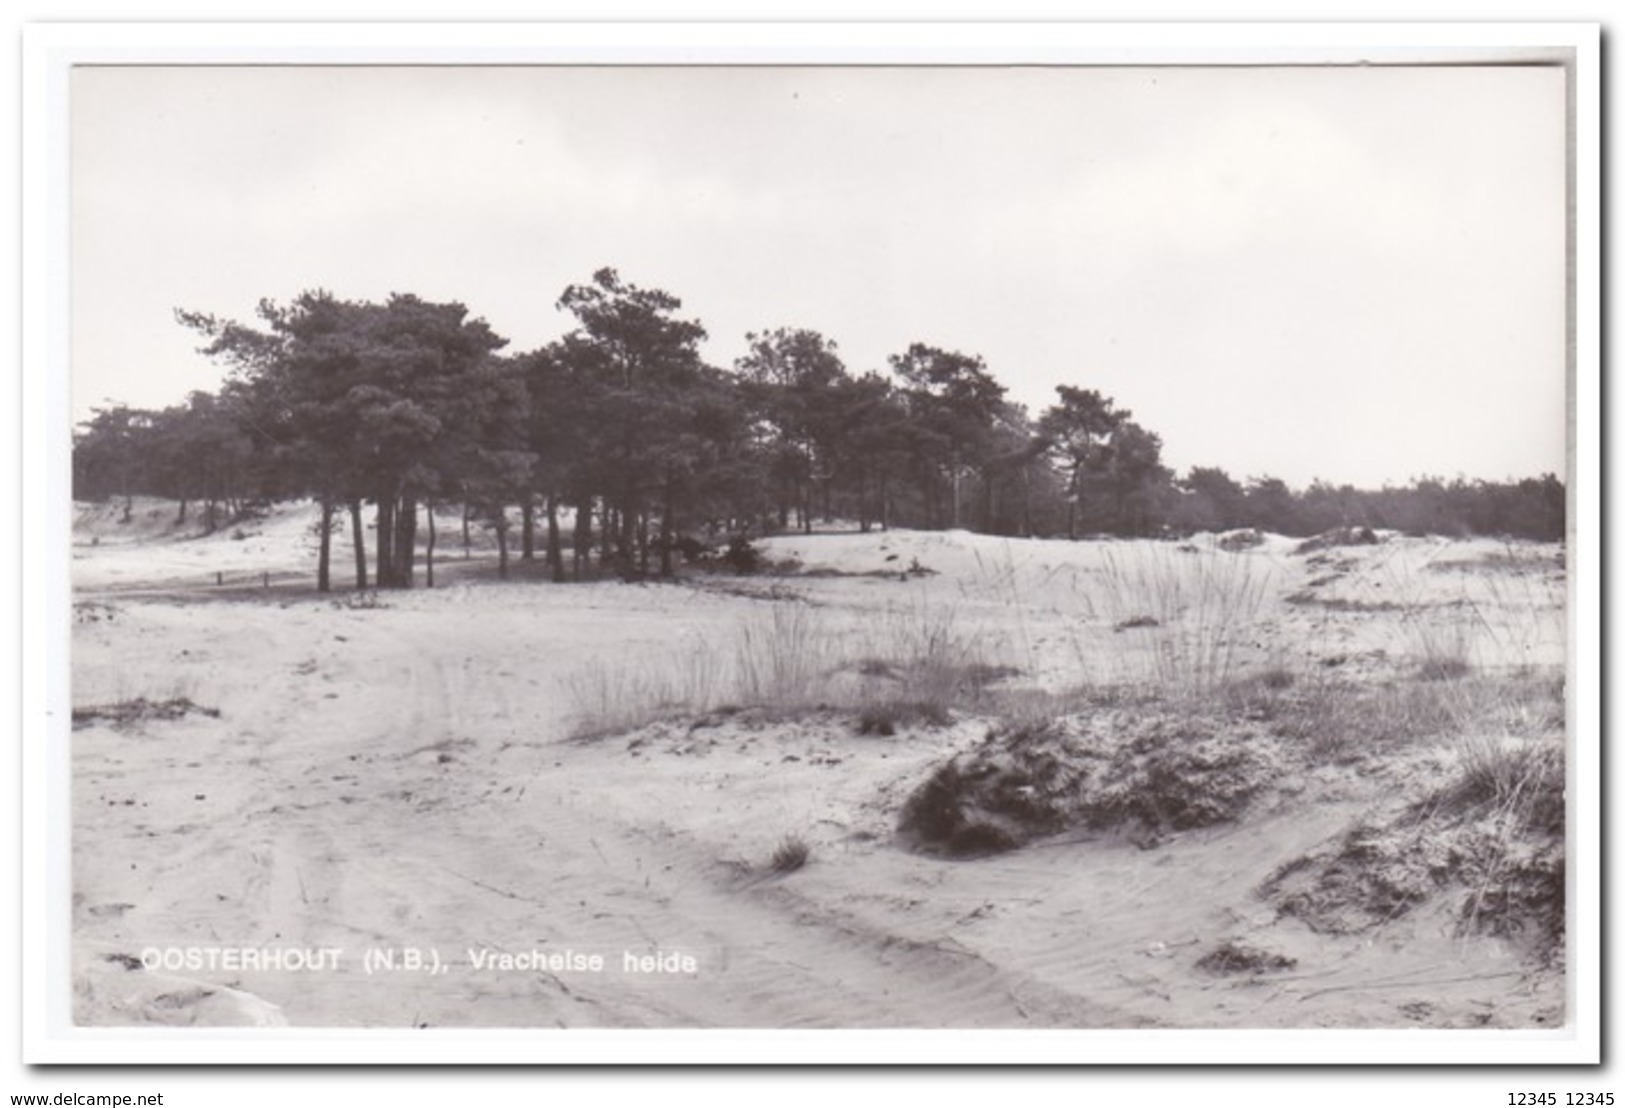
71, 269, 1567, 591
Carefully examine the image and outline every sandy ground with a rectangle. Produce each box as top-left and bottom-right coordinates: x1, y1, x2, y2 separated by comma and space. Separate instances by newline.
68, 499, 1567, 1029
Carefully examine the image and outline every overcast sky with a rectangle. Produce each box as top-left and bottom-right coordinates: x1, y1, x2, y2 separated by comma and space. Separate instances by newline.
70, 63, 1568, 489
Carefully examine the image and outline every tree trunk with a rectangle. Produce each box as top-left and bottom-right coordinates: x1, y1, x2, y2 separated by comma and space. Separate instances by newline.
425, 500, 436, 588
521, 499, 536, 561
316, 499, 333, 593
659, 474, 675, 578
619, 502, 637, 569
376, 496, 395, 587
496, 524, 509, 579
462, 502, 472, 559
637, 511, 650, 575
1066, 469, 1079, 541
1021, 465, 1033, 538
175, 499, 188, 525
546, 497, 564, 583
573, 497, 591, 580
395, 496, 417, 588
951, 450, 964, 530
350, 500, 368, 589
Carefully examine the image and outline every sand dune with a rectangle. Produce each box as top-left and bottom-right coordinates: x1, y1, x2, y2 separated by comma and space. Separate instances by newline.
68, 501, 1568, 1030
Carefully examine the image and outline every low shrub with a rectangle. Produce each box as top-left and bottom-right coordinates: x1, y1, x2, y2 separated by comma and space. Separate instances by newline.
897, 713, 1284, 857
1195, 939, 1297, 975
723, 536, 761, 575
854, 700, 952, 736
1293, 526, 1379, 555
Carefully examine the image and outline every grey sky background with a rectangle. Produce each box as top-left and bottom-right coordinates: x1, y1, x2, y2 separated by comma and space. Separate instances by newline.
71, 63, 1568, 489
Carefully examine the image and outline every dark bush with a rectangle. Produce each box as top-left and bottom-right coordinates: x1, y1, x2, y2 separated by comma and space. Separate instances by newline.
1294, 526, 1380, 555
723, 535, 761, 575
898, 716, 1284, 857
855, 700, 953, 736
1196, 939, 1297, 975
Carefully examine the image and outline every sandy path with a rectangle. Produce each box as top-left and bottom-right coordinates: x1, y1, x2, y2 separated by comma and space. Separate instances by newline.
73, 583, 1156, 1028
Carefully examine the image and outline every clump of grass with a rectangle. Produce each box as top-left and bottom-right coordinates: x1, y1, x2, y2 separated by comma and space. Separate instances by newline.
1265, 677, 1468, 761
904, 557, 937, 578
1264, 738, 1565, 950
854, 657, 900, 679
565, 641, 733, 740
1075, 545, 1277, 695
839, 607, 1006, 732
961, 662, 1023, 688
73, 601, 120, 624
1442, 731, 1565, 946
1223, 661, 1562, 766
1260, 669, 1564, 953
1445, 733, 1565, 837
1196, 939, 1297, 975
1284, 592, 1407, 612
1406, 614, 1477, 681
1418, 655, 1472, 681
332, 590, 389, 611
767, 835, 811, 875
564, 602, 992, 739
1428, 545, 1565, 576
72, 697, 220, 730
733, 607, 838, 706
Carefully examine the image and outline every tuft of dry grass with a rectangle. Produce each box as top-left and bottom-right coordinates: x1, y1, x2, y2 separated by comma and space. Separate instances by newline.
1065, 544, 1277, 697
1258, 663, 1565, 951
1404, 612, 1478, 681
1225, 661, 1562, 765
767, 835, 811, 875
564, 602, 995, 739
1446, 733, 1565, 836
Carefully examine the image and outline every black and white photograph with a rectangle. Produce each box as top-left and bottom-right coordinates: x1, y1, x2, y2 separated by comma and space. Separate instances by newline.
23, 20, 1599, 1076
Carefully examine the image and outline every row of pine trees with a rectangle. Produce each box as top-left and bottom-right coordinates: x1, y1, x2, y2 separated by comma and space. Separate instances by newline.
72, 268, 1566, 591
